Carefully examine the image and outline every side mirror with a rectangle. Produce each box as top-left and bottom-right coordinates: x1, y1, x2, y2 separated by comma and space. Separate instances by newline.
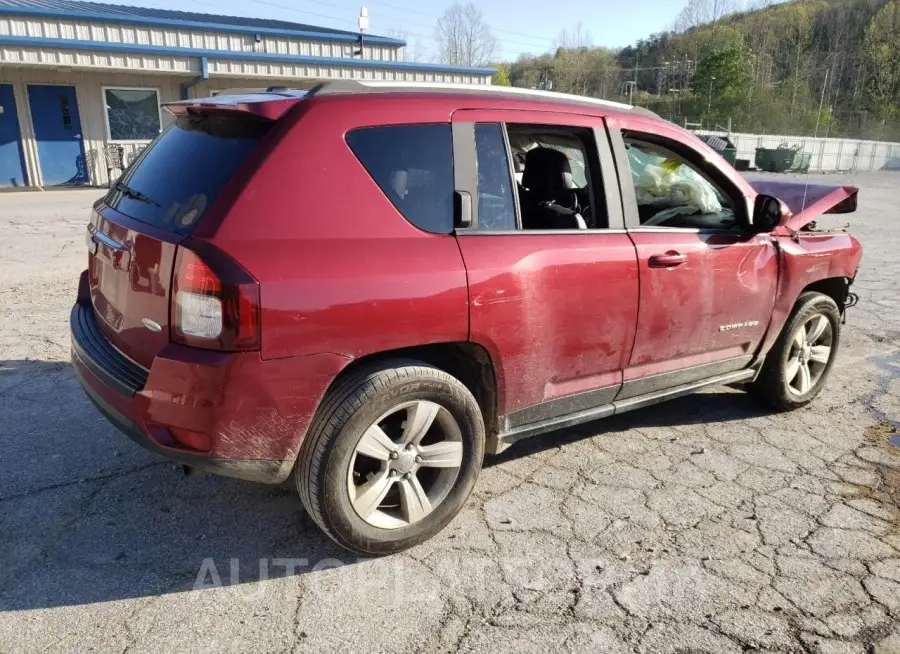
752, 194, 791, 232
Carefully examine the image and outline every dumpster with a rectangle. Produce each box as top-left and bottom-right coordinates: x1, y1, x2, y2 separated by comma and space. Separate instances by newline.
792, 151, 811, 173
697, 134, 737, 166
755, 144, 810, 173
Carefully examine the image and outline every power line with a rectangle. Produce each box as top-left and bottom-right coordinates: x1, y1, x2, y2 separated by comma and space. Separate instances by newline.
361, 0, 556, 45
173, 0, 559, 53
200, 0, 556, 54
124, 0, 559, 59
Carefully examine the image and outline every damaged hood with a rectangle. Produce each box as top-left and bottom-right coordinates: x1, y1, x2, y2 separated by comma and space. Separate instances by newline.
749, 180, 858, 231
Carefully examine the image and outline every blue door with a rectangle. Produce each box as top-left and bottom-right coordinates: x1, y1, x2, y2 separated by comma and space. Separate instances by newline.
27, 84, 88, 185
0, 84, 27, 188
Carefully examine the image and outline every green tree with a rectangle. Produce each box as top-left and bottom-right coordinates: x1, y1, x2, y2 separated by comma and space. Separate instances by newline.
492, 63, 511, 86
501, 0, 900, 138
691, 44, 751, 115
864, 0, 900, 125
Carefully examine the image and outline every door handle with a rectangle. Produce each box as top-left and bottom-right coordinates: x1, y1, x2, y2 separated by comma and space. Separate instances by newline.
73, 133, 82, 139
648, 251, 687, 268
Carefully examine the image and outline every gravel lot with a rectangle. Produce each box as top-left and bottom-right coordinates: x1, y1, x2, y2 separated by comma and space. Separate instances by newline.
1, 173, 899, 654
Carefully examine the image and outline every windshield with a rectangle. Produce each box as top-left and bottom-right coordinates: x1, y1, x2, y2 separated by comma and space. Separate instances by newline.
103, 112, 271, 235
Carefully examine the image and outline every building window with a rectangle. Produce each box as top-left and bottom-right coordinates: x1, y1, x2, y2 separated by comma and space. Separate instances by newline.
103, 88, 161, 141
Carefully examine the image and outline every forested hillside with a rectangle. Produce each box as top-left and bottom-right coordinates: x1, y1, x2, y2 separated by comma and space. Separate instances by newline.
504, 0, 900, 139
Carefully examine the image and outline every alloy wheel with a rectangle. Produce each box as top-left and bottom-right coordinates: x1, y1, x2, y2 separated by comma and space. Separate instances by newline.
347, 400, 464, 529
785, 313, 833, 396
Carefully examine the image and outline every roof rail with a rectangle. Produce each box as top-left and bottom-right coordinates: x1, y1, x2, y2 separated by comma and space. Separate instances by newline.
293, 80, 659, 117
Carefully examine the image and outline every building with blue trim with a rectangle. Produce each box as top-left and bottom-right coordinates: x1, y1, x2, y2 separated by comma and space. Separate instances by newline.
0, 0, 494, 188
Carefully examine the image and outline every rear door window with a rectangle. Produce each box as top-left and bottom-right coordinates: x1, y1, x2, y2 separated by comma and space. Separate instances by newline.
474, 123, 517, 230
104, 112, 271, 235
346, 124, 454, 234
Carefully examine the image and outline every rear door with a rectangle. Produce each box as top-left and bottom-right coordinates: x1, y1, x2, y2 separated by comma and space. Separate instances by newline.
607, 115, 778, 396
451, 109, 639, 429
88, 110, 272, 367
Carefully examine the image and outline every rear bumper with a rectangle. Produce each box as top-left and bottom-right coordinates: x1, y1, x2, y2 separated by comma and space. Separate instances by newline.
73, 360, 292, 483
70, 295, 349, 484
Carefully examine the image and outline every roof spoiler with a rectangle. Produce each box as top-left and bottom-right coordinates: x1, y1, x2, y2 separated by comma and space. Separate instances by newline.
163, 92, 308, 120
161, 81, 365, 120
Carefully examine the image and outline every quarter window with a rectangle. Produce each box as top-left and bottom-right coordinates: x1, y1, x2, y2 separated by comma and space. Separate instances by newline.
346, 124, 454, 234
104, 88, 162, 141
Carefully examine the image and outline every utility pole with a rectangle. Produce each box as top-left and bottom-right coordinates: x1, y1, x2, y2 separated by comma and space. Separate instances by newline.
669, 88, 680, 121
707, 76, 716, 124
633, 51, 639, 101
813, 68, 830, 139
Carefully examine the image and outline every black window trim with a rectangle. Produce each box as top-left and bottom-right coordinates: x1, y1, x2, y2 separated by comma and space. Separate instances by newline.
500, 123, 523, 230
463, 121, 521, 231
451, 121, 478, 230
454, 116, 626, 234
609, 125, 752, 233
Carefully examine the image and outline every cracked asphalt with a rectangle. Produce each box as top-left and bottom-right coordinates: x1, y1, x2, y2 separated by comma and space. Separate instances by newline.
2, 172, 900, 654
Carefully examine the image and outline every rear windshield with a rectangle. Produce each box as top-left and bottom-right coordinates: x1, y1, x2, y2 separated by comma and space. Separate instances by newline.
103, 112, 271, 235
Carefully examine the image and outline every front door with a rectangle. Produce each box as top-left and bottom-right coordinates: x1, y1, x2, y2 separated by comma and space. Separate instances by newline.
27, 85, 88, 185
451, 110, 640, 430
0, 84, 27, 187
610, 118, 779, 396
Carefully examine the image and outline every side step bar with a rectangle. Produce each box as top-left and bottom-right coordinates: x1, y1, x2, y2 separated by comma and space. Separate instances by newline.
493, 367, 756, 454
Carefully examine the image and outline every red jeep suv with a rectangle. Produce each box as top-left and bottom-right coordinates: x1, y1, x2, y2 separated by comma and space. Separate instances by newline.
72, 81, 862, 555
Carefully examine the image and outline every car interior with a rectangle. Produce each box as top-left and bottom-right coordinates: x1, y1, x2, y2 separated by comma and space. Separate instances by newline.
624, 136, 739, 231
506, 125, 605, 230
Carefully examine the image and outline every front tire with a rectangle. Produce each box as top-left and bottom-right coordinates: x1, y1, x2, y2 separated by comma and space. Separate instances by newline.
296, 360, 485, 556
751, 292, 841, 411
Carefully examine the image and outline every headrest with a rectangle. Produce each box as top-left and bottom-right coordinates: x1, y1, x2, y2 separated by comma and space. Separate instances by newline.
522, 147, 572, 202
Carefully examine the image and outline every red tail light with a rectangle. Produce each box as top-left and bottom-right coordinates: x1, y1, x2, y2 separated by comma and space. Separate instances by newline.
171, 245, 260, 351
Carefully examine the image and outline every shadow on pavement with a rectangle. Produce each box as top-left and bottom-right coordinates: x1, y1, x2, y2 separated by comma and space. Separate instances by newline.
1, 358, 767, 611
0, 359, 356, 613
488, 385, 767, 466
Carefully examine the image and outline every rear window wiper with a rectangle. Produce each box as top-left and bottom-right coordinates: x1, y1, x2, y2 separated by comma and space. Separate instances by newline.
113, 180, 161, 207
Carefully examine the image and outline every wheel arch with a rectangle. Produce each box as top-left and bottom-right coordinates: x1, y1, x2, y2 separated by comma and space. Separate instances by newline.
755, 274, 852, 368
317, 342, 500, 450
800, 277, 852, 313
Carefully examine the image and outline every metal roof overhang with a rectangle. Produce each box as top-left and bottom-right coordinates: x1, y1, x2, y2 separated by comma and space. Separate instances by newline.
0, 2, 406, 46
0, 35, 497, 77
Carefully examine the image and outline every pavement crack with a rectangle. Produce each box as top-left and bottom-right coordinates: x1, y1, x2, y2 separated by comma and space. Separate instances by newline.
0, 461, 168, 503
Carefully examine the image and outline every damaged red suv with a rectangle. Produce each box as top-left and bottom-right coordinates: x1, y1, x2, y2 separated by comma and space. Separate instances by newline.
72, 81, 862, 555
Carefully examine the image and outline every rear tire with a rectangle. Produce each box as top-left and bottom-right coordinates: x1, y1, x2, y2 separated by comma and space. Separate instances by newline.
750, 292, 841, 411
296, 359, 484, 556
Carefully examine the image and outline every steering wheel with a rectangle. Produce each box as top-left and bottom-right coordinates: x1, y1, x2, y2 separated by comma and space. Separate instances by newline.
580, 203, 593, 227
